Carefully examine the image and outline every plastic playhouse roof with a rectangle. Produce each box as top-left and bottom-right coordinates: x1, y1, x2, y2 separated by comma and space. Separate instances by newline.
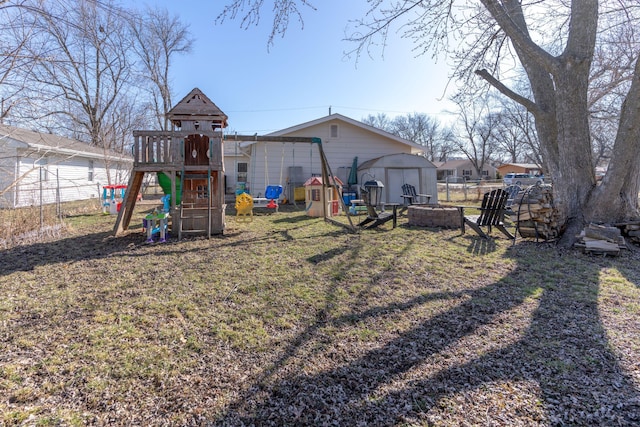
303, 176, 344, 187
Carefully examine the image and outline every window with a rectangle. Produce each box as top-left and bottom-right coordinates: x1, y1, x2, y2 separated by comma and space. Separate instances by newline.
481, 170, 489, 176
462, 169, 472, 176
330, 124, 339, 138
311, 189, 321, 201
88, 160, 94, 181
237, 162, 248, 183
196, 184, 208, 199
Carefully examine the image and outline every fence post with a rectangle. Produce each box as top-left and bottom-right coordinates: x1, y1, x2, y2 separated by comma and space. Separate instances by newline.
39, 166, 43, 229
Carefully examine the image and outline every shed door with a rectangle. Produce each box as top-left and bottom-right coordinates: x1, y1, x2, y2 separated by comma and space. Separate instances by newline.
387, 168, 420, 204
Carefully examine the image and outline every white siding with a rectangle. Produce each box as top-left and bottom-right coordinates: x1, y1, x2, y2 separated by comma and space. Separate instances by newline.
9, 153, 130, 208
245, 118, 417, 199
0, 154, 17, 208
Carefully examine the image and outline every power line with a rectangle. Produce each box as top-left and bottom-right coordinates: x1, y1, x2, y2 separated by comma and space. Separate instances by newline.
227, 104, 454, 117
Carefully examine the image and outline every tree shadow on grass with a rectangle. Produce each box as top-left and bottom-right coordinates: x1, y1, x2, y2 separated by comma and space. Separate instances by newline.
0, 230, 141, 276
212, 244, 640, 426
0, 215, 353, 277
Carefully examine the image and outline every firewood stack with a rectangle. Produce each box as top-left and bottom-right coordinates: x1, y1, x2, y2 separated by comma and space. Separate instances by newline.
510, 185, 561, 240
574, 223, 626, 256
613, 221, 640, 245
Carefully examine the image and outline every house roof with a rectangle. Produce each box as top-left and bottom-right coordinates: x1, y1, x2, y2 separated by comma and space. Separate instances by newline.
267, 113, 426, 152
0, 124, 132, 161
498, 162, 541, 170
167, 87, 228, 128
437, 159, 474, 169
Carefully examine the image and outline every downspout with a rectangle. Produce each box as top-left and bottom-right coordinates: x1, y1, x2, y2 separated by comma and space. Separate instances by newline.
13, 154, 19, 207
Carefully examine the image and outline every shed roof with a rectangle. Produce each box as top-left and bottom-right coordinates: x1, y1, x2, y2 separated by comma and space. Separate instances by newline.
358, 153, 436, 169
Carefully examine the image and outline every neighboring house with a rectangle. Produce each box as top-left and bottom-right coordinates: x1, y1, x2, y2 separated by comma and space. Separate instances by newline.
496, 162, 542, 177
223, 113, 437, 204
0, 124, 132, 208
435, 159, 497, 181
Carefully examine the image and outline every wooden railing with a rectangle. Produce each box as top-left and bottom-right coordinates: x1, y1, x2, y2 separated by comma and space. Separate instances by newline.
132, 130, 225, 170
132, 132, 177, 166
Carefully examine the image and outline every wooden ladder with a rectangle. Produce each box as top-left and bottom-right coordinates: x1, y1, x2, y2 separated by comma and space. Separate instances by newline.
178, 171, 212, 240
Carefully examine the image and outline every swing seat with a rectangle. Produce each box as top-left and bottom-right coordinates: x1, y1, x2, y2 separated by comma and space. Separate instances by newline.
265, 185, 283, 200
235, 192, 254, 222
266, 199, 278, 209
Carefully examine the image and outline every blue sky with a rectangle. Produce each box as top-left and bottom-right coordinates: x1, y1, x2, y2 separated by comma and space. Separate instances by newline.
145, 1, 456, 134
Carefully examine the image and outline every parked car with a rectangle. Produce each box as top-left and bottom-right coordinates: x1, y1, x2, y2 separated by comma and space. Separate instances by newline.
503, 172, 544, 186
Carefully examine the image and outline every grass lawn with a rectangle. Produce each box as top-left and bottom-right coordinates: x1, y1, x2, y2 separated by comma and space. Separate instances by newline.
1, 203, 639, 426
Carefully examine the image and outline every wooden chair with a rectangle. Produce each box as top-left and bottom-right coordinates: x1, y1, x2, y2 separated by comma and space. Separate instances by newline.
401, 183, 431, 206
504, 184, 521, 210
457, 188, 514, 239
358, 189, 398, 229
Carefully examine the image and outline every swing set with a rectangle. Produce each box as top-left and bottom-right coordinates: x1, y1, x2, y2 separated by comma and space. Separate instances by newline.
224, 134, 356, 231
262, 141, 284, 209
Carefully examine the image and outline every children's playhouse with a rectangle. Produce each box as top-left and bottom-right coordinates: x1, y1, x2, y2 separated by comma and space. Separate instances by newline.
303, 176, 343, 217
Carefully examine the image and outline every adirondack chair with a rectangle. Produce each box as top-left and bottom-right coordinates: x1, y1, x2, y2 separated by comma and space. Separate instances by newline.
358, 188, 398, 229
400, 183, 431, 206
504, 184, 521, 210
457, 188, 514, 239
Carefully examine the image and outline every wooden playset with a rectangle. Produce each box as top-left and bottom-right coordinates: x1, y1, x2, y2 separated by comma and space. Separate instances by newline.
113, 88, 355, 239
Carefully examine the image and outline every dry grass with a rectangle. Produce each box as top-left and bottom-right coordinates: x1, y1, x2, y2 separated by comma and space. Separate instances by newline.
0, 200, 102, 249
1, 201, 639, 426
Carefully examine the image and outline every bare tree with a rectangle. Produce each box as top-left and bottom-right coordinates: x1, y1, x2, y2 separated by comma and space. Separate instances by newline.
363, 112, 454, 161
449, 96, 499, 179
18, 0, 133, 152
361, 112, 393, 131
219, 1, 640, 244
492, 94, 541, 167
0, 1, 43, 124
390, 112, 453, 162
129, 6, 193, 130
216, 0, 316, 49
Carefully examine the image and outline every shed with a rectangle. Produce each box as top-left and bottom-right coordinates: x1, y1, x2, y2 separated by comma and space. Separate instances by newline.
357, 153, 437, 204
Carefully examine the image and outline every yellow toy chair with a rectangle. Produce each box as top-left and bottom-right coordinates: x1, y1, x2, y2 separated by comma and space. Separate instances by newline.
235, 192, 254, 222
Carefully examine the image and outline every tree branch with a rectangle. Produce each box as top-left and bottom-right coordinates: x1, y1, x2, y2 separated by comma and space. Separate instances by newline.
475, 68, 539, 115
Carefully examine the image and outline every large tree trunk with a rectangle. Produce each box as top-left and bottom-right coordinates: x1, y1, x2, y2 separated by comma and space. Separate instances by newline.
548, 66, 596, 245
585, 56, 640, 224
487, 0, 605, 246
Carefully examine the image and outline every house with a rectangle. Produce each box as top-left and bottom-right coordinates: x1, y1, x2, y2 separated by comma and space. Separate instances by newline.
496, 162, 542, 178
223, 113, 437, 205
435, 159, 497, 181
0, 124, 132, 208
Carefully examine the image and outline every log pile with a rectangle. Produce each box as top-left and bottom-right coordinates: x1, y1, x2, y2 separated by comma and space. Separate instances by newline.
574, 223, 626, 256
510, 185, 561, 240
614, 221, 640, 245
